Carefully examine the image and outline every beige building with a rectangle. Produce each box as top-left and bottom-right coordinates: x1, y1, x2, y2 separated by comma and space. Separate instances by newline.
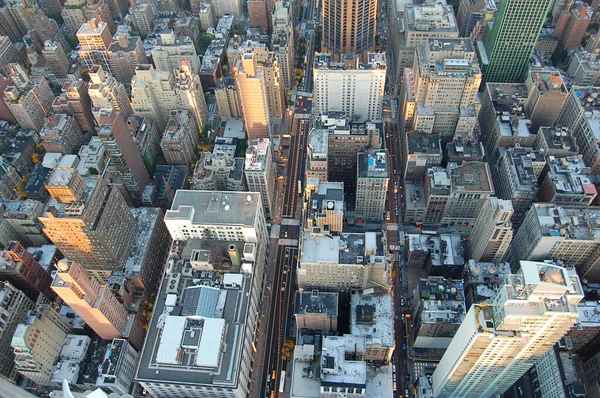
198, 2, 216, 30
234, 53, 270, 139
42, 40, 70, 84
88, 65, 133, 121
313, 53, 386, 123
303, 181, 344, 233
524, 69, 568, 133
160, 110, 199, 165
297, 228, 390, 292
130, 3, 155, 36
62, 0, 114, 33
40, 113, 85, 154
432, 261, 583, 397
107, 31, 148, 85
39, 169, 137, 283
295, 290, 339, 331
76, 19, 113, 73
151, 31, 200, 74
245, 138, 275, 218
3, 72, 54, 133
306, 128, 329, 182
11, 304, 71, 386
214, 77, 240, 120
209, 0, 242, 19
271, 4, 294, 90
468, 198, 514, 262
355, 149, 389, 221
131, 63, 209, 132
52, 260, 129, 340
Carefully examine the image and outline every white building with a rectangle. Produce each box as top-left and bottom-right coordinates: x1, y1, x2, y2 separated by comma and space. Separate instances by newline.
96, 338, 139, 395
468, 198, 514, 262
244, 139, 275, 218
355, 149, 389, 221
151, 31, 200, 74
432, 261, 584, 397
313, 53, 386, 123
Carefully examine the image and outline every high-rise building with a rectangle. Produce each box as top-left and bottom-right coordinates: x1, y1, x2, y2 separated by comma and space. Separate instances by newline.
304, 181, 345, 233
249, 0, 269, 32
192, 148, 246, 192
40, 113, 85, 154
39, 169, 137, 283
529, 341, 587, 398
160, 110, 199, 165
76, 19, 113, 74
209, 0, 242, 19
524, 69, 568, 133
126, 115, 161, 167
234, 53, 270, 139
107, 30, 147, 85
468, 198, 513, 262
432, 261, 583, 397
42, 40, 70, 84
130, 3, 155, 36
3, 72, 53, 133
457, 0, 486, 37
244, 138, 275, 218
88, 65, 133, 121
11, 304, 71, 386
0, 281, 35, 379
271, 3, 294, 90
479, 0, 552, 83
151, 31, 200, 74
131, 63, 209, 132
538, 155, 597, 207
0, 240, 56, 301
402, 132, 443, 182
313, 53, 386, 123
61, 0, 115, 34
295, 290, 339, 331
105, 0, 128, 18
97, 108, 150, 202
96, 338, 139, 395
555, 3, 591, 49
214, 77, 240, 120
0, 74, 16, 125
0, 200, 49, 247
321, 0, 376, 61
306, 128, 329, 182
198, 2, 216, 30
52, 81, 97, 134
262, 57, 285, 120
355, 149, 389, 221
52, 260, 129, 340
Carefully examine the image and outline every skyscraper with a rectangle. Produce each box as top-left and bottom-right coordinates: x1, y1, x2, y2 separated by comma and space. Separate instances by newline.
321, 0, 377, 61
480, 0, 552, 83
245, 138, 276, 218
432, 261, 583, 398
468, 198, 513, 262
355, 149, 389, 221
234, 53, 270, 139
88, 65, 134, 121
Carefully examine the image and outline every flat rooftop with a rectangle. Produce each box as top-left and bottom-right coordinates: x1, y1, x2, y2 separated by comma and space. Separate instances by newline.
295, 290, 339, 317
165, 191, 260, 228
300, 231, 383, 265
125, 208, 161, 275
309, 128, 329, 157
532, 204, 600, 241
357, 149, 389, 179
546, 155, 596, 196
537, 126, 578, 155
321, 336, 367, 388
418, 277, 466, 324
45, 175, 100, 218
576, 300, 600, 326
407, 132, 442, 156
350, 292, 394, 348
448, 161, 493, 193
245, 139, 270, 171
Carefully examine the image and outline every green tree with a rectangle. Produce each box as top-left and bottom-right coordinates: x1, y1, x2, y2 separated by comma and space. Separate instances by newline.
16, 175, 31, 195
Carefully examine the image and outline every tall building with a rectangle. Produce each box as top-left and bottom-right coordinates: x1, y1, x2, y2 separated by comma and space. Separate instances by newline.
11, 304, 71, 386
234, 53, 270, 139
42, 40, 70, 84
468, 198, 513, 262
321, 0, 376, 61
249, 0, 269, 32
97, 108, 150, 202
480, 0, 552, 83
76, 19, 113, 74
214, 77, 240, 120
126, 115, 161, 167
457, 0, 486, 37
0, 73, 16, 125
96, 338, 138, 395
244, 138, 275, 218
0, 240, 56, 301
271, 3, 294, 90
88, 65, 133, 121
107, 30, 147, 85
209, 0, 242, 19
306, 128, 329, 182
131, 63, 209, 132
52, 81, 97, 134
130, 3, 155, 36
52, 260, 129, 340
313, 53, 386, 123
529, 341, 586, 398
151, 31, 200, 74
524, 69, 568, 133
295, 290, 339, 331
160, 110, 199, 165
261, 57, 285, 120
355, 149, 389, 221
556, 3, 591, 49
432, 261, 584, 397
304, 181, 345, 232
3, 73, 53, 132
39, 169, 137, 283
40, 113, 85, 154
0, 200, 49, 247
62, 0, 115, 34
0, 281, 35, 379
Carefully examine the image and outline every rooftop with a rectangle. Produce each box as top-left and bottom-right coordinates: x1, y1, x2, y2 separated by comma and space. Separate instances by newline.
532, 204, 600, 241
576, 300, 600, 326
321, 336, 367, 388
306, 181, 345, 219
418, 276, 466, 324
537, 126, 578, 155
124, 207, 161, 275
501, 148, 543, 192
405, 4, 458, 33
428, 162, 493, 194
357, 149, 389, 179
408, 234, 464, 266
309, 128, 329, 158
295, 290, 339, 317
45, 175, 99, 218
25, 245, 57, 271
165, 191, 261, 228
163, 111, 192, 141
546, 155, 596, 196
405, 181, 427, 210
245, 139, 270, 171
407, 132, 442, 156
487, 83, 529, 117
350, 292, 394, 348
314, 52, 387, 70
300, 230, 383, 265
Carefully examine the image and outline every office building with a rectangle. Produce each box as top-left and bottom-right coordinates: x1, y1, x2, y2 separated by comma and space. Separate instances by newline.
40, 113, 85, 154
77, 136, 105, 176
52, 260, 129, 341
295, 290, 338, 331
313, 53, 386, 123
567, 51, 600, 86
403, 132, 443, 182
524, 69, 569, 133
271, 3, 294, 90
39, 169, 137, 283
261, 57, 286, 121
0, 200, 48, 248
131, 63, 209, 132
556, 86, 600, 173
160, 110, 199, 165
432, 261, 583, 397
355, 149, 388, 221
192, 138, 245, 191
321, 0, 376, 61
88, 65, 133, 121
62, 0, 115, 34
76, 19, 112, 73
126, 115, 161, 168
234, 53, 270, 139
534, 126, 578, 157
492, 147, 544, 225
303, 181, 344, 233
423, 162, 494, 228
11, 304, 71, 386
52, 81, 96, 134
96, 338, 138, 395
444, 138, 485, 165
3, 74, 53, 133
151, 31, 200, 74
412, 276, 465, 351
107, 31, 147, 85
457, 0, 486, 37
479, 0, 552, 83
244, 138, 275, 218
215, 77, 240, 120
130, 3, 155, 36
514, 204, 600, 280
568, 300, 600, 352
306, 128, 329, 182
529, 341, 586, 398
350, 291, 395, 362
97, 108, 150, 202
209, 0, 242, 19
468, 198, 513, 262
538, 155, 597, 207
42, 40, 70, 84
0, 240, 55, 301
0, 281, 35, 379
297, 228, 390, 292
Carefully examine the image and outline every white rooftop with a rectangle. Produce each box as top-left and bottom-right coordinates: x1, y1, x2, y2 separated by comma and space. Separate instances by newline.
195, 318, 226, 367
156, 316, 187, 364
350, 292, 395, 347
321, 336, 367, 387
